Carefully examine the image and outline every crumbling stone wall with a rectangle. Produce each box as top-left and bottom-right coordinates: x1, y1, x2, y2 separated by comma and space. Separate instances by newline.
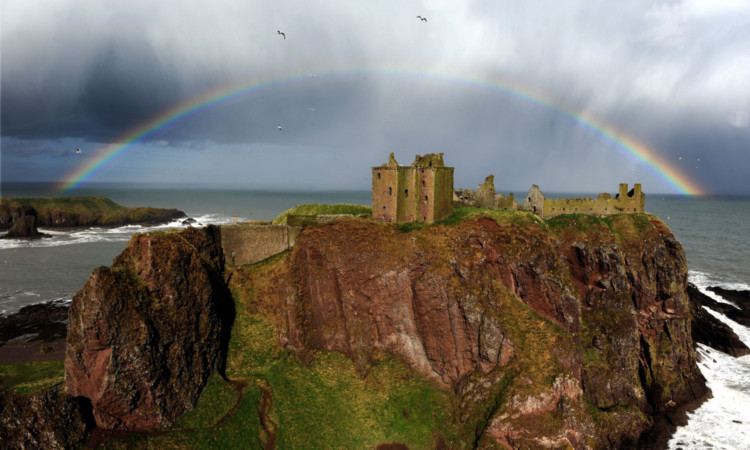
475, 175, 496, 208
372, 153, 454, 223
220, 224, 300, 266
523, 184, 645, 219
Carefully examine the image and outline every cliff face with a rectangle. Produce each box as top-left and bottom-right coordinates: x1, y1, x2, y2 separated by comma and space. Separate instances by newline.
240, 213, 706, 448
60, 211, 706, 446
65, 226, 232, 430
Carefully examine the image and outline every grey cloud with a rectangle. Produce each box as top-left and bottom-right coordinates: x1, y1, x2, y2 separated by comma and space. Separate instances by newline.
2, 0, 749, 193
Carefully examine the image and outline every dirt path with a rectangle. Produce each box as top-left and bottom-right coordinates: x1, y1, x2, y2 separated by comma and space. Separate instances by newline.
258, 384, 277, 450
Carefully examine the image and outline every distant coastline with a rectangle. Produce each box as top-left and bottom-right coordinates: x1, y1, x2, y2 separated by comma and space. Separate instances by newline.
0, 196, 186, 232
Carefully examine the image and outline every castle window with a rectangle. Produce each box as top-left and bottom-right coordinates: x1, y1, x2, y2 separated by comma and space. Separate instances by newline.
377, 173, 381, 180
425, 195, 428, 202
383, 206, 386, 211
422, 180, 425, 187
405, 189, 409, 197
389, 187, 392, 196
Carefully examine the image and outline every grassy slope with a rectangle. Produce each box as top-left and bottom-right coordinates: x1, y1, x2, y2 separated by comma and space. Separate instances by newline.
0, 360, 64, 394
271, 203, 372, 225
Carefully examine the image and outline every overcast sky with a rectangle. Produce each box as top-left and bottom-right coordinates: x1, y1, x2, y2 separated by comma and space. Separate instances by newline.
2, 0, 749, 194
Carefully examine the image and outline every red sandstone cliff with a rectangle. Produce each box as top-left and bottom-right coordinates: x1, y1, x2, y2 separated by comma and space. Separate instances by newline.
236, 213, 706, 448
65, 226, 232, 430
61, 212, 706, 447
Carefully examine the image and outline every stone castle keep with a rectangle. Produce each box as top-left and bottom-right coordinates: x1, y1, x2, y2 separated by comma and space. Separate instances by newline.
372, 153, 645, 223
372, 153, 454, 223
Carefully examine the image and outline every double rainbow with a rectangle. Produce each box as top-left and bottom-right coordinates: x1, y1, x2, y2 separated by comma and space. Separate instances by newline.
58, 69, 706, 195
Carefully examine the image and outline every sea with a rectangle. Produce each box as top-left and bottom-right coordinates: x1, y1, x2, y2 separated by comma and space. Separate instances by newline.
1, 182, 748, 448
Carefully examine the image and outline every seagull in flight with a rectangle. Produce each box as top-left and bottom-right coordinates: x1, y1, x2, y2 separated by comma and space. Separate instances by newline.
277, 30, 286, 39
277, 124, 283, 131
76, 148, 82, 154
416, 15, 427, 22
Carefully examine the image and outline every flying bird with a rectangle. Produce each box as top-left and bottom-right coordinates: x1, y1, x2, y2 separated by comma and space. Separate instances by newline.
277, 124, 282, 131
277, 30, 286, 39
76, 148, 81, 154
417, 15, 427, 22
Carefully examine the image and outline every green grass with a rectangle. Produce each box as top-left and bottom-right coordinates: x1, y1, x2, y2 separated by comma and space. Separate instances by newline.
0, 360, 65, 394
104, 273, 457, 449
271, 204, 372, 225
0, 196, 124, 213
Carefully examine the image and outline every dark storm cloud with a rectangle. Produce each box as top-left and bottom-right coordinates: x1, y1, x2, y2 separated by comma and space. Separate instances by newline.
2, 0, 749, 193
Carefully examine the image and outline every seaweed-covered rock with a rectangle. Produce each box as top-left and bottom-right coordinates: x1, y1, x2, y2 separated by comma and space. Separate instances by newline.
0, 387, 93, 448
65, 226, 232, 430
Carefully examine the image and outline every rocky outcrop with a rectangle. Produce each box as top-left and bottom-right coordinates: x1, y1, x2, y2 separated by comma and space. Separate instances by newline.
706, 286, 750, 327
0, 300, 68, 346
0, 197, 185, 230
239, 213, 706, 448
0, 387, 93, 448
0, 205, 47, 239
688, 284, 750, 357
65, 226, 233, 430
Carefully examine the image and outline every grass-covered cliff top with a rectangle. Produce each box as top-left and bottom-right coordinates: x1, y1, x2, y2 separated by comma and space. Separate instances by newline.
271, 203, 372, 225
0, 196, 185, 228
1, 196, 123, 213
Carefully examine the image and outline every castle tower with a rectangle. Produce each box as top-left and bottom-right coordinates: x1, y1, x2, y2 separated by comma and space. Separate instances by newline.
372, 153, 454, 223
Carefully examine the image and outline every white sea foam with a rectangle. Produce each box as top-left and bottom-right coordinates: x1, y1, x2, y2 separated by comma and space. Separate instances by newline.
668, 282, 750, 449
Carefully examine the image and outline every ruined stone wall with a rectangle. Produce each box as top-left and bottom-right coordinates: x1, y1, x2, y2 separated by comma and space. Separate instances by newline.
220, 224, 301, 266
476, 175, 496, 208
372, 167, 399, 222
432, 167, 454, 221
417, 168, 436, 222
525, 183, 645, 218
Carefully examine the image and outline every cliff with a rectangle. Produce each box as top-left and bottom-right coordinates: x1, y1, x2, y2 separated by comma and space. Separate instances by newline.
65, 226, 233, 430
0, 197, 185, 230
231, 211, 706, 448
53, 210, 707, 447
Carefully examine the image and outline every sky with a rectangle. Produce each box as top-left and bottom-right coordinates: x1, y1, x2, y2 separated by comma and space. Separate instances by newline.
2, 0, 749, 194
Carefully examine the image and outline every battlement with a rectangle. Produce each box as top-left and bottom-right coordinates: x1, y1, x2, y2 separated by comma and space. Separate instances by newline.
372, 153, 454, 223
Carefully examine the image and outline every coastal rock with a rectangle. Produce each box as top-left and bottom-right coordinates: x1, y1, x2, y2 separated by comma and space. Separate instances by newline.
0, 387, 93, 448
65, 226, 232, 430
706, 286, 750, 326
237, 214, 706, 448
0, 197, 185, 229
688, 284, 750, 356
0, 300, 68, 346
1, 206, 45, 239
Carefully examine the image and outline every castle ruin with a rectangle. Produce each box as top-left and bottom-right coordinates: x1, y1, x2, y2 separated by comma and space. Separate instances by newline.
522, 183, 645, 219
372, 153, 454, 223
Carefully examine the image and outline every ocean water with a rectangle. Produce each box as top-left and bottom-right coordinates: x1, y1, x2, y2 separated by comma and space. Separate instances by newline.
1, 183, 749, 447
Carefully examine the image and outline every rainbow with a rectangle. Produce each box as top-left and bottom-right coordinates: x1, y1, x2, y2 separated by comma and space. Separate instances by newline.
58, 69, 706, 195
